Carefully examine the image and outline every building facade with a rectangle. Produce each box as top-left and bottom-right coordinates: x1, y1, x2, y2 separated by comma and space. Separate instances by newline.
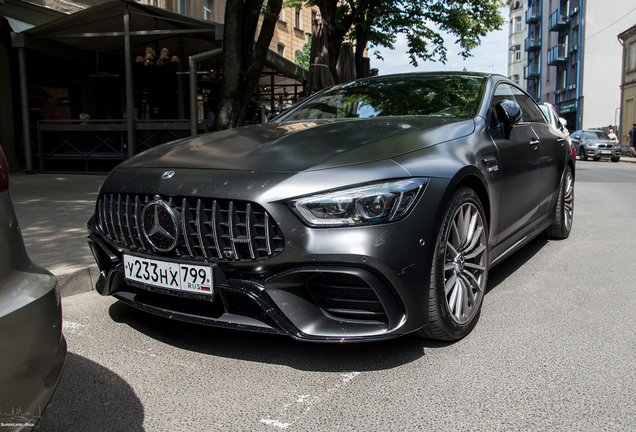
619, 24, 636, 148
509, 0, 635, 131
507, 0, 527, 88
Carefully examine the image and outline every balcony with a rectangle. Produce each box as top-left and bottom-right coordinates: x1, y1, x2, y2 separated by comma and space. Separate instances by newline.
526, 6, 541, 23
524, 64, 540, 80
547, 44, 568, 65
525, 37, 542, 51
548, 9, 570, 31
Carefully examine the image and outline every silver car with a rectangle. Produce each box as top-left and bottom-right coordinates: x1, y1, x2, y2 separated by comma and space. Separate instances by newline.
570, 130, 621, 162
0, 145, 66, 431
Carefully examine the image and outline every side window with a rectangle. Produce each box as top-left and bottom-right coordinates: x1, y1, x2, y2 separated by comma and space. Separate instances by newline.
511, 86, 546, 123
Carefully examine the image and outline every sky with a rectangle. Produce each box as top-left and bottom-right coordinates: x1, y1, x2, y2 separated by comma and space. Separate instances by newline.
369, 6, 511, 76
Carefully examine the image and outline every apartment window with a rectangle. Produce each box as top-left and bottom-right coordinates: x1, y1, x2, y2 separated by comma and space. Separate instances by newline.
295, 8, 301, 29
178, 0, 186, 15
515, 17, 522, 33
204, 0, 212, 20
279, 9, 286, 22
277, 43, 285, 56
515, 50, 522, 61
311, 10, 317, 24
512, 74, 520, 83
558, 69, 567, 90
629, 42, 636, 71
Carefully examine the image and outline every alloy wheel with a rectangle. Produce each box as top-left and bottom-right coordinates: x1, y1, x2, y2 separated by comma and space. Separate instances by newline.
443, 202, 488, 324
563, 169, 574, 231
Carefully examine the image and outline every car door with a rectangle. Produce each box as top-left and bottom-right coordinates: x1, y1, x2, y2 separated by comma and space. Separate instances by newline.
513, 91, 564, 215
488, 83, 543, 244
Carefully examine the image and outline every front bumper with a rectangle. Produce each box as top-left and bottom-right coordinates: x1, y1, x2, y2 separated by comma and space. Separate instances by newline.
585, 146, 621, 158
87, 178, 450, 342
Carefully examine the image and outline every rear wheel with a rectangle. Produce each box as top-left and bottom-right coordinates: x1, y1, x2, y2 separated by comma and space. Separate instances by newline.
593, 156, 601, 161
611, 156, 620, 162
544, 165, 574, 239
416, 187, 488, 341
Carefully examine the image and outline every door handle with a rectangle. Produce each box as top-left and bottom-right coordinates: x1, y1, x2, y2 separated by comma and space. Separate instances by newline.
482, 155, 498, 167
529, 138, 540, 149
557, 138, 565, 146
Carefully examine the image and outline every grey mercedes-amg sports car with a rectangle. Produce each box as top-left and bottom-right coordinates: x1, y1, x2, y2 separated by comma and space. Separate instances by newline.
87, 72, 575, 342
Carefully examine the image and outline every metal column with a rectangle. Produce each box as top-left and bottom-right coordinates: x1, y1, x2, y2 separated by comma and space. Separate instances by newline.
189, 48, 222, 136
124, 10, 136, 158
17, 47, 32, 172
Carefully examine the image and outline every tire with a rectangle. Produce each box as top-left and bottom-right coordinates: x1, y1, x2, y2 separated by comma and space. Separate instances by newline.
611, 156, 620, 162
579, 148, 587, 161
544, 165, 574, 239
416, 187, 488, 341
593, 156, 600, 161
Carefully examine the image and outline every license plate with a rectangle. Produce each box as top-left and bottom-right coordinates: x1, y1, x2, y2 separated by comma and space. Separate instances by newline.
601, 150, 611, 154
124, 254, 213, 294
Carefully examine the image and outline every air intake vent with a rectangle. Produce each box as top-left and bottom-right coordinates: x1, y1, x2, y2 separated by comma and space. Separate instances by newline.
307, 273, 388, 324
96, 194, 284, 262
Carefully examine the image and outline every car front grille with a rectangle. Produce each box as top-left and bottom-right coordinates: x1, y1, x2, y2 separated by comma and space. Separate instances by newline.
96, 193, 285, 262
599, 144, 614, 149
306, 273, 388, 324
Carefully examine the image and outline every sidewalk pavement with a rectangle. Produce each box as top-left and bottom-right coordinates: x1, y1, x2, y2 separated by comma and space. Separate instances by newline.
7, 155, 636, 298
10, 172, 106, 298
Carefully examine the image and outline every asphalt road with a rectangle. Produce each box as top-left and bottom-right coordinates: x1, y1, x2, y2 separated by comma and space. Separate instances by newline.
39, 160, 636, 431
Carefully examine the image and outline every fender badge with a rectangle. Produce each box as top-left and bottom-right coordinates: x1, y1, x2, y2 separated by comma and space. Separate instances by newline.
161, 170, 176, 180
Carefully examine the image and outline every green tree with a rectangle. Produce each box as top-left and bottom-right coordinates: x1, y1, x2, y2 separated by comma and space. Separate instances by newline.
286, 0, 505, 79
295, 38, 312, 70
217, 0, 284, 130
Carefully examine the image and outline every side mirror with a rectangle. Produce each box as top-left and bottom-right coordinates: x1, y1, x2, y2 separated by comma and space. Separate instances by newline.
495, 100, 522, 139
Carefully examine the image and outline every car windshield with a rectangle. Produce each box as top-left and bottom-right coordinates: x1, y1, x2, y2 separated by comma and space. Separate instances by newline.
282, 75, 487, 121
582, 131, 610, 140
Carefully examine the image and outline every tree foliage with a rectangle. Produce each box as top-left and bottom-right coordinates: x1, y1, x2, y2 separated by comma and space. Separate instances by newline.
295, 38, 312, 70
216, 0, 284, 130
285, 0, 505, 79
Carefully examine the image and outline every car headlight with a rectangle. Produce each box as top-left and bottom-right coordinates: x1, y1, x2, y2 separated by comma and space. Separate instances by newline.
291, 178, 428, 227
584, 142, 597, 149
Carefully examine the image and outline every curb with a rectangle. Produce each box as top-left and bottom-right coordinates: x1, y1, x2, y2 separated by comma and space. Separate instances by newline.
50, 264, 99, 298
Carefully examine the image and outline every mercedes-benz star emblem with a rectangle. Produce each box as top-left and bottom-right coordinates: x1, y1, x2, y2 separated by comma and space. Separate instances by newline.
141, 200, 181, 252
161, 170, 176, 180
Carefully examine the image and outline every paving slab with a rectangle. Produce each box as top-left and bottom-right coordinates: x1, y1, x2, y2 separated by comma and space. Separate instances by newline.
9, 172, 107, 297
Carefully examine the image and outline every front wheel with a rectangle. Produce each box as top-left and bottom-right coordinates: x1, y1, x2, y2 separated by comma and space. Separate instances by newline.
579, 148, 587, 160
416, 187, 488, 341
544, 165, 574, 239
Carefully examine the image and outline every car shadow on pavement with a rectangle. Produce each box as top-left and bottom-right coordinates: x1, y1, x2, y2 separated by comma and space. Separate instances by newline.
487, 236, 550, 293
38, 352, 145, 432
107, 300, 445, 373
105, 236, 551, 374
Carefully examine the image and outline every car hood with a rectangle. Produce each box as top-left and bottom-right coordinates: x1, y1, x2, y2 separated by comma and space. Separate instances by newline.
119, 117, 475, 173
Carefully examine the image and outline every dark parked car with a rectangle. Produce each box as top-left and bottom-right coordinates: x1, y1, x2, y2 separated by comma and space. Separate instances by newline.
87, 73, 575, 342
0, 145, 66, 430
571, 130, 621, 162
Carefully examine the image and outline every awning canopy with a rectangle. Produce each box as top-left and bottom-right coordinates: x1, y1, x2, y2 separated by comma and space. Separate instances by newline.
18, 0, 222, 56
5, 16, 36, 33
